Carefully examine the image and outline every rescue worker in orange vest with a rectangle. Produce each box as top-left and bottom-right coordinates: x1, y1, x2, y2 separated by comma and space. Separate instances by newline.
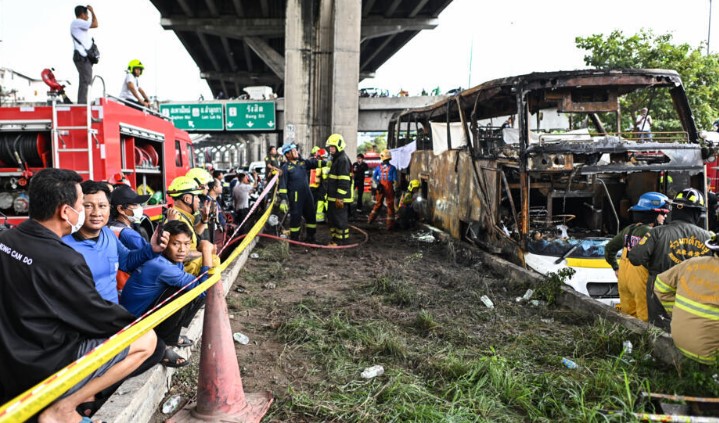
167, 175, 220, 274
325, 134, 353, 245
604, 192, 670, 321
368, 149, 398, 230
628, 188, 713, 330
653, 233, 719, 363
278, 143, 322, 243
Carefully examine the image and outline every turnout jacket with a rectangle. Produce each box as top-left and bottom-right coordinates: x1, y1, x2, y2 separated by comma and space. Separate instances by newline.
0, 220, 134, 403
327, 150, 352, 202
655, 255, 719, 363
279, 156, 321, 202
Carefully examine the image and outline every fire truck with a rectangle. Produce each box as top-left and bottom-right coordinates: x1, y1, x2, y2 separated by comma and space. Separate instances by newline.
0, 72, 195, 235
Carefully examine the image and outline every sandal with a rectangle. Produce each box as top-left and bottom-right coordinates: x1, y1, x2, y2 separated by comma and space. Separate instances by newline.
161, 348, 190, 368
170, 335, 193, 348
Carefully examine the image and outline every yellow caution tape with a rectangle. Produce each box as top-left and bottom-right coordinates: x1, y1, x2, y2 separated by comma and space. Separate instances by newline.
0, 190, 276, 422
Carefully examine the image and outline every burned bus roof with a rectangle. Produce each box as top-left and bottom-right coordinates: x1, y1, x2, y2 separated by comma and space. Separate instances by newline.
390, 68, 697, 145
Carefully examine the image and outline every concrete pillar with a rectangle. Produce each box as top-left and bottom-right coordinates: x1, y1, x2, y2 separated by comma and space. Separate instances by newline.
331, 0, 360, 161
285, 0, 360, 159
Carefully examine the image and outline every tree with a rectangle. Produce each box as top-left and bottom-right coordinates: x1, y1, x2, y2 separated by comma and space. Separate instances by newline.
575, 29, 719, 131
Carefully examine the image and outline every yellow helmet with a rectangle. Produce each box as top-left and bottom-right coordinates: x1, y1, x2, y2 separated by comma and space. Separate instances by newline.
380, 149, 392, 161
186, 167, 213, 187
167, 175, 202, 197
127, 59, 144, 71
325, 133, 345, 152
408, 179, 420, 191
311, 146, 320, 155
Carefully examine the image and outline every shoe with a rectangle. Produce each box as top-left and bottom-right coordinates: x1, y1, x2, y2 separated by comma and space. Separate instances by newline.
168, 335, 193, 348
161, 347, 190, 368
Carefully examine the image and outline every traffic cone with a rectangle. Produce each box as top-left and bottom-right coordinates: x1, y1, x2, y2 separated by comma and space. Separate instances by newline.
169, 281, 273, 422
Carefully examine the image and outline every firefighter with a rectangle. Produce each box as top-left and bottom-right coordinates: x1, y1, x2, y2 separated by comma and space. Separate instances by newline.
186, 167, 214, 240
309, 147, 327, 223
653, 233, 719, 363
368, 149, 399, 230
628, 188, 713, 330
119, 59, 151, 109
325, 134, 352, 245
278, 143, 322, 243
604, 192, 670, 321
397, 179, 422, 230
264, 145, 282, 181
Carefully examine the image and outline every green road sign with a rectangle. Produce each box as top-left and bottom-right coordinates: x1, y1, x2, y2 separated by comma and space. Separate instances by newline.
225, 101, 276, 131
160, 103, 224, 131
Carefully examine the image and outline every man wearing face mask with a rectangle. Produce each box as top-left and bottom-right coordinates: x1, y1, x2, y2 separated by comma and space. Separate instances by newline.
63, 181, 168, 304
0, 168, 160, 422
108, 184, 151, 250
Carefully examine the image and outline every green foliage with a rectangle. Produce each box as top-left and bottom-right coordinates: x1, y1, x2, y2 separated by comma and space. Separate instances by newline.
535, 267, 576, 305
575, 29, 719, 131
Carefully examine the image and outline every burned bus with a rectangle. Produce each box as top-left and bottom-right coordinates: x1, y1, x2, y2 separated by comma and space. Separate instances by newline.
388, 69, 717, 306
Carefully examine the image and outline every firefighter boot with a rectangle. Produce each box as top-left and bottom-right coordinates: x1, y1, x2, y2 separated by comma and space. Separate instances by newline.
367, 212, 376, 224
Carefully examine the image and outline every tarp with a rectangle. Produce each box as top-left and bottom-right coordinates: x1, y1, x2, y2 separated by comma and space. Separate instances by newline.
430, 122, 468, 155
390, 141, 416, 170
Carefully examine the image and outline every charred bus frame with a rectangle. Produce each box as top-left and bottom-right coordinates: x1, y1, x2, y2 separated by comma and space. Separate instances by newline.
389, 69, 715, 304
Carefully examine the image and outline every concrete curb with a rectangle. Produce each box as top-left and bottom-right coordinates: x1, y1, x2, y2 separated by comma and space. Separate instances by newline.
93, 238, 257, 423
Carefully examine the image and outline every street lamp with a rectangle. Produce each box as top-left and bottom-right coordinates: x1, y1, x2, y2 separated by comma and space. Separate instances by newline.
709, 0, 713, 55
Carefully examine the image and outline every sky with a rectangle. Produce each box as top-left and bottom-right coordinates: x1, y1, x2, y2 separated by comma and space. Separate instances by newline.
0, 0, 717, 102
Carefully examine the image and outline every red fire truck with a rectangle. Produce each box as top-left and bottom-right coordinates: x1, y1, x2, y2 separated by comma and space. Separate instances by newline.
0, 85, 195, 235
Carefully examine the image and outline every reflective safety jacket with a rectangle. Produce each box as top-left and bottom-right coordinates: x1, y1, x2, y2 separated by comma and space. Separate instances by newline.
327, 150, 352, 202
279, 156, 321, 202
655, 255, 719, 363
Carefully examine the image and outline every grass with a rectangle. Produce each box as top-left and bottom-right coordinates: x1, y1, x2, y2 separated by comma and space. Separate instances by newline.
239, 242, 718, 422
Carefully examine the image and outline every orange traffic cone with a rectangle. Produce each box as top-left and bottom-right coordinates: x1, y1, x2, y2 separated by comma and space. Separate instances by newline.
169, 281, 273, 422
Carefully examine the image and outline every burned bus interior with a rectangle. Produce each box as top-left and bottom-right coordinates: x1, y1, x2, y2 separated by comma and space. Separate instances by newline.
389, 69, 716, 303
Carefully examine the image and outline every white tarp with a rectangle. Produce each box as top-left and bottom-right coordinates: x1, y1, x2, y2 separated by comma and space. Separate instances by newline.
430, 122, 468, 155
389, 141, 416, 170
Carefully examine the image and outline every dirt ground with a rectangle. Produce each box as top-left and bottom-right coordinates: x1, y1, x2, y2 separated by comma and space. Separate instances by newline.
150, 213, 697, 422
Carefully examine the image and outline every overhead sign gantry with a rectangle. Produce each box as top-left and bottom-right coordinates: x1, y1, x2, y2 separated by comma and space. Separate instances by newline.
160, 101, 276, 132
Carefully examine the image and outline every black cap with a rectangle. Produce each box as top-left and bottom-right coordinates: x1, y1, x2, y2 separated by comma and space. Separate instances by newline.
111, 185, 151, 206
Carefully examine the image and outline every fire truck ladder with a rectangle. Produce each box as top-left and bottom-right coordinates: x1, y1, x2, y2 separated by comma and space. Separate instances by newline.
50, 77, 105, 179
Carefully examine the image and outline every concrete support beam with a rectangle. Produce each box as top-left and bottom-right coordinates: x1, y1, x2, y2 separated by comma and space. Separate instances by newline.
160, 17, 285, 37
284, 0, 314, 153
361, 17, 438, 41
331, 0, 361, 160
200, 71, 281, 86
244, 37, 285, 80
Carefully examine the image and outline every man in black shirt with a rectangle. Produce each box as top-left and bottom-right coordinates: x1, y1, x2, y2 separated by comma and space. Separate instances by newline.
0, 168, 158, 422
351, 154, 369, 213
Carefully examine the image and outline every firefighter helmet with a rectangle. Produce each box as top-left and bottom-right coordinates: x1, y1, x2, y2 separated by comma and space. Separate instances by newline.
672, 188, 706, 211
127, 59, 145, 72
186, 167, 213, 186
408, 179, 421, 192
281, 143, 296, 155
380, 149, 392, 161
317, 148, 328, 159
628, 192, 670, 213
325, 134, 345, 152
311, 146, 320, 155
167, 175, 202, 197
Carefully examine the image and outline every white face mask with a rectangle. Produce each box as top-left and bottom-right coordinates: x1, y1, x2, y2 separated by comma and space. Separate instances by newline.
66, 205, 85, 234
127, 206, 144, 224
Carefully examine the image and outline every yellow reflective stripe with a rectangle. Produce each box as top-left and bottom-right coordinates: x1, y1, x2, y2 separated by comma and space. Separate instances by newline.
327, 196, 336, 201
279, 188, 287, 194
654, 277, 675, 294
565, 257, 612, 268
305, 223, 316, 229
294, 192, 298, 202
676, 345, 716, 364
329, 174, 351, 180
660, 301, 674, 313
337, 189, 347, 195
290, 227, 301, 232
675, 295, 719, 320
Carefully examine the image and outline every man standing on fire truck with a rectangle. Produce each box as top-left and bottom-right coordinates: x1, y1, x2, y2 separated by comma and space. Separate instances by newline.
70, 5, 98, 104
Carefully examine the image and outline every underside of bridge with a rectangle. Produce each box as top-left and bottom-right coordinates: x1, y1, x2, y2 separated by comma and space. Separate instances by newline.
149, 0, 452, 99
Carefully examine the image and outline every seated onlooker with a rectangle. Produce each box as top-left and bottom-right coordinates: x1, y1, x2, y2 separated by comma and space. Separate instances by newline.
120, 220, 214, 367
0, 168, 160, 422
108, 184, 151, 250
62, 181, 166, 303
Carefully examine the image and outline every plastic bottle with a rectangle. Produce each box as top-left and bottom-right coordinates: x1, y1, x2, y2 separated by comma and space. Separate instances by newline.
233, 332, 250, 345
361, 365, 384, 379
622, 340, 633, 355
561, 358, 578, 369
161, 395, 183, 414
522, 289, 534, 301
480, 295, 494, 309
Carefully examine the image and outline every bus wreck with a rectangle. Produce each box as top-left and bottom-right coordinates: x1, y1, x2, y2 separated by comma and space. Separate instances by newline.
389, 69, 716, 306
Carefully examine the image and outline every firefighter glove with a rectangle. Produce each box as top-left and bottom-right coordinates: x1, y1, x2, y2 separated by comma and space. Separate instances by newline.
279, 200, 289, 213
335, 199, 344, 208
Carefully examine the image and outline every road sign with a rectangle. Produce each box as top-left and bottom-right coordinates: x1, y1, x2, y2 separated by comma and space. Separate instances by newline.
225, 101, 276, 131
160, 103, 224, 131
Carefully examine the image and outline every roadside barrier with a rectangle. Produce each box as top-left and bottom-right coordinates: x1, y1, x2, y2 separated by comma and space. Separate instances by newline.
0, 174, 279, 423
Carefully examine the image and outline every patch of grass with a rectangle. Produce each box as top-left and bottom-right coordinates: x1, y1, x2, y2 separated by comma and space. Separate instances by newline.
413, 310, 440, 335
241, 296, 259, 308
535, 267, 575, 305
258, 240, 289, 262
